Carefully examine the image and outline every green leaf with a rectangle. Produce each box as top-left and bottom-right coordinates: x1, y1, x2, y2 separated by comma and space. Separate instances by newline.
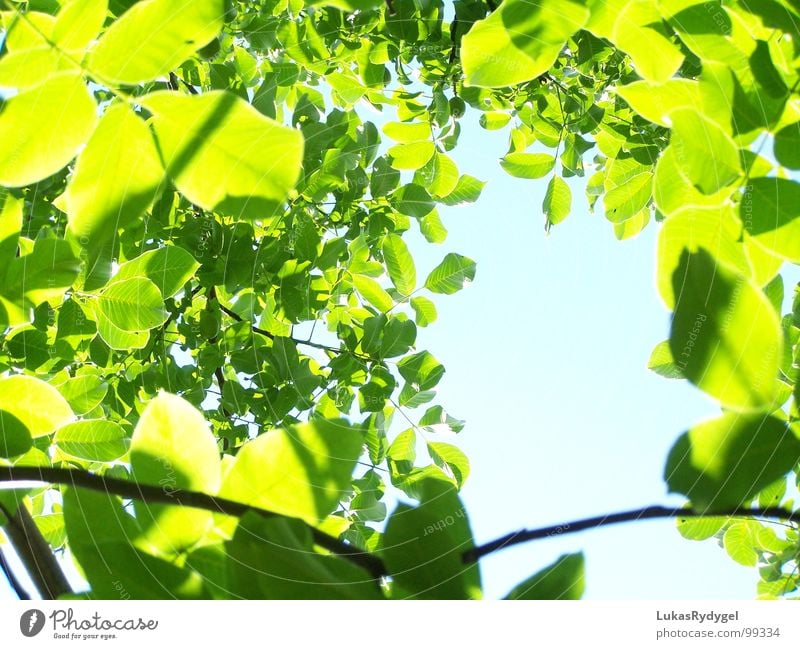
387, 141, 435, 171
669, 248, 781, 410
370, 156, 400, 197
741, 178, 800, 262
604, 171, 652, 223
382, 234, 416, 297
418, 152, 459, 198
647, 340, 683, 379
664, 413, 800, 510
656, 206, 749, 308
419, 405, 465, 434
410, 296, 437, 327
96, 277, 168, 332
0, 375, 73, 438
88, 0, 225, 84
63, 487, 209, 598
0, 190, 22, 263
617, 79, 728, 129
398, 351, 445, 391
53, 374, 108, 415
613, 208, 650, 240
306, 0, 383, 10
130, 392, 221, 552
91, 305, 150, 350
425, 253, 476, 295
668, 108, 742, 195
3, 238, 81, 314
543, 176, 571, 226
383, 479, 481, 599
462, 0, 590, 88
65, 102, 164, 250
392, 183, 435, 218
55, 420, 128, 462
52, 0, 108, 50
353, 274, 394, 312
723, 522, 758, 567
220, 419, 363, 524
226, 514, 383, 599
500, 153, 555, 179
774, 121, 800, 169
504, 553, 585, 600
586, 0, 683, 82
383, 121, 431, 143
141, 90, 303, 220
419, 210, 448, 244
0, 74, 97, 187
439, 175, 486, 206
676, 515, 728, 541
0, 46, 80, 89
0, 410, 33, 458
387, 428, 416, 473
114, 246, 199, 298
427, 442, 470, 488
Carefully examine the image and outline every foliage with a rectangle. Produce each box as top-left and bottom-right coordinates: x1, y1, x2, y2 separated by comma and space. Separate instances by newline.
0, 0, 799, 600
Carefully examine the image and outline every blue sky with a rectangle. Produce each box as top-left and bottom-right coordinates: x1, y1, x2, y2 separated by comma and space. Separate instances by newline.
402, 117, 765, 599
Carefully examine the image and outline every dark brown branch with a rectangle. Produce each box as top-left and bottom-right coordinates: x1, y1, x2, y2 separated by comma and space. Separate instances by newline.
0, 466, 386, 579
0, 502, 72, 599
0, 545, 30, 600
464, 505, 800, 562
10, 464, 795, 584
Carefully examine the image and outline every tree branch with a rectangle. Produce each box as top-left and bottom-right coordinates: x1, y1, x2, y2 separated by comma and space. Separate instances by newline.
0, 545, 30, 600
463, 504, 800, 562
0, 466, 386, 580
6, 464, 795, 588
0, 502, 72, 599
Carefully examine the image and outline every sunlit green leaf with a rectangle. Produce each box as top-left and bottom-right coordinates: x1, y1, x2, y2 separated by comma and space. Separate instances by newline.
0, 74, 97, 187
741, 178, 800, 262
0, 375, 73, 438
96, 277, 168, 332
220, 419, 363, 524
114, 246, 199, 299
55, 420, 128, 462
130, 392, 221, 552
383, 479, 481, 599
382, 234, 416, 297
226, 514, 383, 599
505, 553, 585, 600
665, 413, 800, 510
88, 0, 225, 84
425, 253, 476, 295
410, 296, 437, 327
500, 153, 555, 179
462, 0, 590, 88
669, 248, 781, 410
141, 90, 303, 220
65, 102, 164, 250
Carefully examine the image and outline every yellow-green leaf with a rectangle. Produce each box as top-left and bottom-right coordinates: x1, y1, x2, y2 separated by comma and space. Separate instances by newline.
141, 90, 303, 220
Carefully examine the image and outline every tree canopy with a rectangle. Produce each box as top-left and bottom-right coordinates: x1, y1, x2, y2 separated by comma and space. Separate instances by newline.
0, 0, 800, 600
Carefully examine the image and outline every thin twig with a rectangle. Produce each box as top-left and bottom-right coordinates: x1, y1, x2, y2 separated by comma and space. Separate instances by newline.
464, 505, 800, 562
217, 300, 375, 361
